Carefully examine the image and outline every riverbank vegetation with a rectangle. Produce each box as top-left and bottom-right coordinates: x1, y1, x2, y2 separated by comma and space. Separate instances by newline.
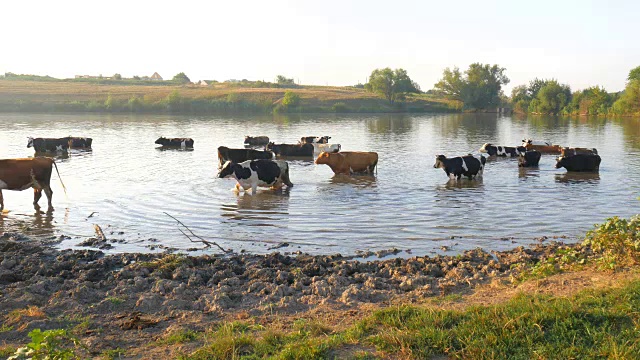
2, 64, 639, 116
509, 66, 640, 116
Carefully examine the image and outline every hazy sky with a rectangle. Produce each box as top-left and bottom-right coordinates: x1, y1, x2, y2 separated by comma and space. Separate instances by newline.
2, 0, 638, 93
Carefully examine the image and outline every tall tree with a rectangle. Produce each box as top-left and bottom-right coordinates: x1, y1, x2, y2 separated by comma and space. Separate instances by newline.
434, 63, 509, 110
534, 80, 572, 114
365, 67, 419, 105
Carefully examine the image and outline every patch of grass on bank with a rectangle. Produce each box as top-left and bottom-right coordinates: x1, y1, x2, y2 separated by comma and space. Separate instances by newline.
180, 280, 640, 359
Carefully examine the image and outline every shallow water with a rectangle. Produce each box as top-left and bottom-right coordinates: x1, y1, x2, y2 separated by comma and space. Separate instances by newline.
1, 113, 639, 256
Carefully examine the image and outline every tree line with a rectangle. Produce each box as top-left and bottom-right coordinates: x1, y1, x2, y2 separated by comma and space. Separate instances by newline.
364, 65, 640, 116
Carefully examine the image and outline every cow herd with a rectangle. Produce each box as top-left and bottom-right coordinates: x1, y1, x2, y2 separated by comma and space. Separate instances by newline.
435, 138, 601, 181
217, 135, 378, 194
0, 133, 602, 211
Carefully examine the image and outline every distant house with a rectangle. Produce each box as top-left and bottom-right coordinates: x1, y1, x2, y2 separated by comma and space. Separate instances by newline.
197, 80, 209, 86
150, 72, 163, 81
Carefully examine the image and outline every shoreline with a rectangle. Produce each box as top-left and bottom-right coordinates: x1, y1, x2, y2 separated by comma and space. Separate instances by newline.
0, 230, 623, 358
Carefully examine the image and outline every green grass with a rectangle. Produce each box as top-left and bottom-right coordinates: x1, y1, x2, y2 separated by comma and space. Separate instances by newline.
182, 280, 640, 359
157, 329, 202, 345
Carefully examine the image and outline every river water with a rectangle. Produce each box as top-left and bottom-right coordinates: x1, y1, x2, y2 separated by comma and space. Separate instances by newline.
1, 113, 639, 256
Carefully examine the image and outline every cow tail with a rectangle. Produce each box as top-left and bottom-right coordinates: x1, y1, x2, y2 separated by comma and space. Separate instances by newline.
52, 160, 67, 195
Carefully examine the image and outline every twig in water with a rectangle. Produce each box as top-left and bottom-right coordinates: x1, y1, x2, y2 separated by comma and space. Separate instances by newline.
93, 224, 107, 242
163, 212, 231, 253
87, 212, 97, 219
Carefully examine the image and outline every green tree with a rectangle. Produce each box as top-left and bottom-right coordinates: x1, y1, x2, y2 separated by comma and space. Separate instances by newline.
628, 66, 640, 82
282, 90, 300, 108
276, 75, 295, 85
365, 67, 420, 105
113, 73, 122, 80
533, 80, 571, 114
434, 63, 509, 110
172, 72, 191, 84
612, 80, 640, 115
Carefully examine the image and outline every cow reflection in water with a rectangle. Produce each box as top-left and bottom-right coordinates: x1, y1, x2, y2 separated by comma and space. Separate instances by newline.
220, 191, 290, 223
555, 173, 600, 184
329, 174, 377, 189
437, 178, 485, 191
0, 210, 56, 238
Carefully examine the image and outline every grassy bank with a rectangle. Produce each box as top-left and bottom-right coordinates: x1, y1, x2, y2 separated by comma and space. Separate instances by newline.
0, 80, 460, 115
182, 279, 640, 359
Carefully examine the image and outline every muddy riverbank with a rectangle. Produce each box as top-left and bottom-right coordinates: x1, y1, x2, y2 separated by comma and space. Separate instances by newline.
0, 232, 607, 358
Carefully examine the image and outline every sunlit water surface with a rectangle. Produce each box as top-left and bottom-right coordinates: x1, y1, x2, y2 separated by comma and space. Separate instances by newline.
1, 113, 639, 256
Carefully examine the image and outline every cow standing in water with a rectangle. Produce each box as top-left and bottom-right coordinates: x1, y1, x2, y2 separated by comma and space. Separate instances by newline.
217, 146, 273, 166
315, 151, 378, 175
479, 143, 527, 157
299, 136, 331, 144
518, 150, 542, 167
556, 154, 601, 172
266, 143, 314, 157
433, 154, 486, 180
0, 157, 65, 212
27, 137, 70, 153
155, 137, 194, 148
244, 136, 270, 146
218, 159, 293, 194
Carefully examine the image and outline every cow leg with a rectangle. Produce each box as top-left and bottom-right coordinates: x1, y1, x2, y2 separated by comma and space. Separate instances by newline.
33, 188, 42, 211
43, 186, 53, 211
251, 183, 258, 195
0, 190, 4, 211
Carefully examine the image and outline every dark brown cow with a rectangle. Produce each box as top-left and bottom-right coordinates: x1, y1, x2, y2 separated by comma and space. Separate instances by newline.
0, 158, 65, 211
560, 147, 598, 157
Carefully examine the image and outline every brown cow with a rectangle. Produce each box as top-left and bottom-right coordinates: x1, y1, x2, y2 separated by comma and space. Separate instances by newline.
522, 139, 562, 154
560, 147, 598, 157
315, 151, 378, 175
0, 158, 65, 212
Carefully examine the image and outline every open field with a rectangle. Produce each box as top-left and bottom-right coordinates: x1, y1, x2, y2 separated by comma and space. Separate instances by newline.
0, 80, 461, 114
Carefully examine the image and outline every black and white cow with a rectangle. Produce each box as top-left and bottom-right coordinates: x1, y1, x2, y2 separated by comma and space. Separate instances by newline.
518, 150, 542, 167
217, 146, 274, 166
299, 136, 331, 144
555, 154, 601, 172
218, 159, 293, 194
27, 137, 70, 153
266, 142, 314, 157
433, 154, 486, 180
155, 137, 194, 148
244, 136, 270, 146
479, 143, 526, 157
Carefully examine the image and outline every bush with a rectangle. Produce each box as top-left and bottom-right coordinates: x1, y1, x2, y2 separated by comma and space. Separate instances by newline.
9, 329, 81, 360
331, 102, 349, 113
584, 215, 640, 269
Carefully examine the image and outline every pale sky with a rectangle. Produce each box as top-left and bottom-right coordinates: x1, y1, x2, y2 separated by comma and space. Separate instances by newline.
1, 0, 638, 93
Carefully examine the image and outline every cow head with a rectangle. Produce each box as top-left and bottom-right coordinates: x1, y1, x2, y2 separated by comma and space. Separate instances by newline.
555, 157, 566, 169
27, 137, 34, 148
433, 155, 447, 169
522, 138, 532, 145
318, 136, 331, 144
265, 142, 278, 152
244, 136, 251, 144
314, 151, 334, 165
478, 143, 492, 153
154, 137, 167, 145
218, 161, 239, 178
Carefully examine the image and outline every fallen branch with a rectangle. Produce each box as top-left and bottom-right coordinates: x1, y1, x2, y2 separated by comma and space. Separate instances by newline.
163, 212, 230, 253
